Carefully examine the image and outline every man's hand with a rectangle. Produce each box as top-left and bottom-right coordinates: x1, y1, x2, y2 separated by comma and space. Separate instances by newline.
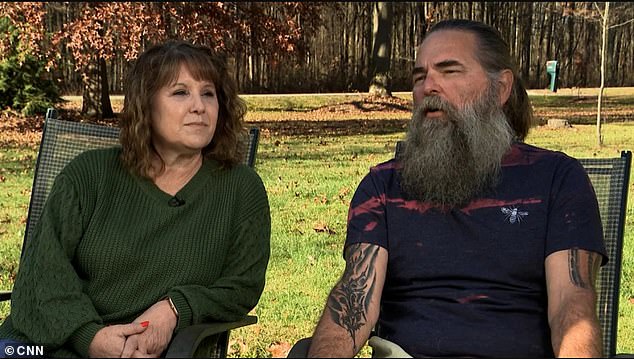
122, 299, 178, 357
88, 322, 148, 358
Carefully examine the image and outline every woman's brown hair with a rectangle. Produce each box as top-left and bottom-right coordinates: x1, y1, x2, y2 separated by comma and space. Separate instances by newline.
119, 40, 247, 178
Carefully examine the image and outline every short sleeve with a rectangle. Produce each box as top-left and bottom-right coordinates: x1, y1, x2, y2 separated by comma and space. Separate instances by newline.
545, 158, 608, 264
345, 172, 389, 254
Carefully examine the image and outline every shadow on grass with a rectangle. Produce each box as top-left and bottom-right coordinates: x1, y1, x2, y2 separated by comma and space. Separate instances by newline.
250, 118, 408, 137
0, 149, 37, 174
530, 95, 634, 108
535, 115, 634, 126
259, 143, 396, 163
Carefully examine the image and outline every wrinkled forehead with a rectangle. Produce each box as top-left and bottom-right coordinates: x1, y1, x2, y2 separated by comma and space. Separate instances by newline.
415, 30, 479, 68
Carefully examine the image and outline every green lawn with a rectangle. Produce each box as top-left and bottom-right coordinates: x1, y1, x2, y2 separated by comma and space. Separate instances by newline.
0, 92, 633, 357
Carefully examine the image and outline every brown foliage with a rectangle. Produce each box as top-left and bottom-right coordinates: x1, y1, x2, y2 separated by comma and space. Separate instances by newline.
1, 3, 321, 69
0, 3, 46, 61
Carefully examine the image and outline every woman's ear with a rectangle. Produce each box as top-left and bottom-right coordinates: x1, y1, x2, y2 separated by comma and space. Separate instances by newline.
498, 69, 514, 106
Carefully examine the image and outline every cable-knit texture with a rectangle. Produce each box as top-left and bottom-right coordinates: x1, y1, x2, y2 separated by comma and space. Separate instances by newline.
0, 147, 271, 358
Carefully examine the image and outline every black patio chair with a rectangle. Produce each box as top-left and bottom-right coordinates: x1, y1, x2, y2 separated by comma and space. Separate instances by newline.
0, 108, 261, 358
578, 151, 631, 357
288, 143, 632, 358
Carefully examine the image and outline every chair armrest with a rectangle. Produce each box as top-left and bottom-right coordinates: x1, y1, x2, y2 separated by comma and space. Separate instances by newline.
165, 315, 257, 358
0, 290, 11, 302
287, 337, 312, 358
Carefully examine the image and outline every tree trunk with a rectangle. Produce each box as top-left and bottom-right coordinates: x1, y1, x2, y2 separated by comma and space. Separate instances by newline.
544, 3, 555, 87
520, 2, 532, 82
369, 2, 393, 98
81, 58, 100, 117
535, 3, 545, 88
597, 2, 609, 146
100, 57, 114, 118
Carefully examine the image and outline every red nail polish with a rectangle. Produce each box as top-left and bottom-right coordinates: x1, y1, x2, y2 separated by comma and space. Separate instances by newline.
141, 321, 150, 327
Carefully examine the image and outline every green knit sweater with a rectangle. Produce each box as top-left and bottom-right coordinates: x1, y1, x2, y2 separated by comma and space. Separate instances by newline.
0, 147, 271, 357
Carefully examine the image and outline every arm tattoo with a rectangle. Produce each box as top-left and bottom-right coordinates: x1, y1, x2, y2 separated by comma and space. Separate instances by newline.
568, 248, 598, 289
326, 244, 379, 351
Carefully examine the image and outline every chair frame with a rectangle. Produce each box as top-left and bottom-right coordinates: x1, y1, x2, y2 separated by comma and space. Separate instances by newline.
578, 151, 631, 357
1, 108, 261, 357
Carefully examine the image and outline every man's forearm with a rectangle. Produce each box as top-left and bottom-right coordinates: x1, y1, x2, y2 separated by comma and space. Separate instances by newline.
308, 244, 383, 357
550, 304, 602, 357
308, 317, 358, 357
308, 294, 376, 358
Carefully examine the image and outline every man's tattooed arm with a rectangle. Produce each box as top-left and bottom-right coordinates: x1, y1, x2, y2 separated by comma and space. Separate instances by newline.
546, 248, 603, 357
326, 244, 379, 350
308, 243, 387, 357
568, 247, 601, 289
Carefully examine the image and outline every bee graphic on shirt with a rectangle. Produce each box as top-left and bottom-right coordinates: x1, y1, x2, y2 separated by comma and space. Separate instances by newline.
501, 206, 529, 224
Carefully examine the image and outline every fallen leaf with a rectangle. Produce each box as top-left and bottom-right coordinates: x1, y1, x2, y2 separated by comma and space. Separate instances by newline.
338, 186, 350, 199
267, 341, 291, 358
313, 221, 336, 235
228, 338, 247, 356
313, 195, 327, 204
307, 255, 316, 266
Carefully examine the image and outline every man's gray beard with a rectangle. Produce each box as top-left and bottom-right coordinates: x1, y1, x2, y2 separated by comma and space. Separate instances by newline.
399, 87, 514, 208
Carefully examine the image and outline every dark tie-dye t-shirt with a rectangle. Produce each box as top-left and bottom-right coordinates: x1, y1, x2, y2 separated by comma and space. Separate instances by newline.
345, 142, 607, 357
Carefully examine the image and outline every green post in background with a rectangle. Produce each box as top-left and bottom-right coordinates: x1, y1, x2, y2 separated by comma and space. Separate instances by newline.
546, 60, 559, 92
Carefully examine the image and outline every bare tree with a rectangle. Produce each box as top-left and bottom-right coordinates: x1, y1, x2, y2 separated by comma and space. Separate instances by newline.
596, 2, 609, 146
369, 2, 393, 97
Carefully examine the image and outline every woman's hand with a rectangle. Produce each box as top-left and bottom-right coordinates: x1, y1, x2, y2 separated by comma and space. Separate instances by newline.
119, 334, 159, 358
88, 322, 148, 358
122, 299, 178, 357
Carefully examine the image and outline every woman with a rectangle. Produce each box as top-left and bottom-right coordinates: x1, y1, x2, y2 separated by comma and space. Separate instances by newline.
0, 40, 271, 357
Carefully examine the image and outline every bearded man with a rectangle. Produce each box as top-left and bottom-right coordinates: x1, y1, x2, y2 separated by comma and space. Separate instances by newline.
295, 19, 606, 358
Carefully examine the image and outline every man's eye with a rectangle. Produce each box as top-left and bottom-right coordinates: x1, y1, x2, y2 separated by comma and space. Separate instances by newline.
413, 75, 425, 83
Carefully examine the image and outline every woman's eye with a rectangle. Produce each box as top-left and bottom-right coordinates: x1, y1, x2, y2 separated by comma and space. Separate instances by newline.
173, 90, 187, 96
203, 91, 216, 97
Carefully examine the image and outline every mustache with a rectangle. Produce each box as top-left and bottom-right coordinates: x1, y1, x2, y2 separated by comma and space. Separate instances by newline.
417, 95, 454, 114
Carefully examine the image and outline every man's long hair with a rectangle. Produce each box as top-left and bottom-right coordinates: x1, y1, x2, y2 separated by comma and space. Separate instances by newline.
427, 19, 534, 140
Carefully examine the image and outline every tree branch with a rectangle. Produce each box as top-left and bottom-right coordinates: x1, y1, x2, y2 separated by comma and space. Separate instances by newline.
609, 18, 634, 29
593, 2, 605, 22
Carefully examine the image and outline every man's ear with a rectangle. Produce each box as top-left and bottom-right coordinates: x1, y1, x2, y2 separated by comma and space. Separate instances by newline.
498, 69, 514, 106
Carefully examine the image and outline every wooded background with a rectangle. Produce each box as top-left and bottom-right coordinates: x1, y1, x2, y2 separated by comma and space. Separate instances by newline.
1, 2, 633, 116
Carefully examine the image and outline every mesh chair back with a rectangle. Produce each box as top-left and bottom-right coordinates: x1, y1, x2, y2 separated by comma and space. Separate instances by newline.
22, 108, 260, 257
22, 110, 120, 255
245, 128, 260, 168
393, 142, 631, 356
578, 151, 631, 357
